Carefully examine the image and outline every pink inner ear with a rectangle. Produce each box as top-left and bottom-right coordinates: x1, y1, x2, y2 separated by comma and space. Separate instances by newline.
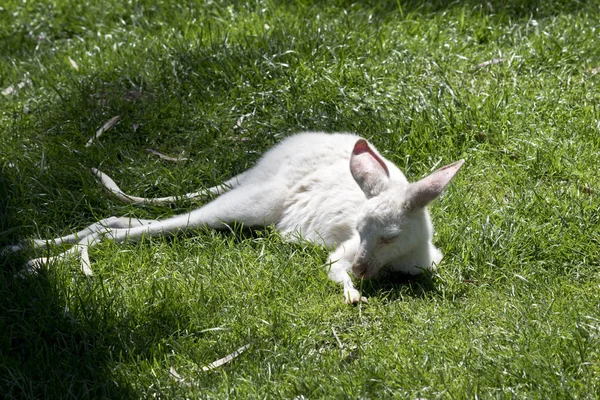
352, 139, 389, 177
350, 139, 391, 198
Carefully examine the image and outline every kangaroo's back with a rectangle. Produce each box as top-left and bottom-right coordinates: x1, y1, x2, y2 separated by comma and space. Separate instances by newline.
239, 133, 361, 188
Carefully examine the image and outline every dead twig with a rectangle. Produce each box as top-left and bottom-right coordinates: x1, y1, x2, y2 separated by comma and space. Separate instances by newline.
588, 66, 600, 76
331, 327, 343, 349
169, 343, 251, 387
169, 367, 192, 387
85, 116, 121, 147
202, 343, 252, 371
68, 56, 79, 71
145, 148, 189, 162
477, 58, 505, 68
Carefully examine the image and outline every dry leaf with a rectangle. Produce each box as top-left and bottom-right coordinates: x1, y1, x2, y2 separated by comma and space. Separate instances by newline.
234, 115, 245, 129
202, 343, 251, 371
169, 367, 192, 387
85, 116, 121, 147
2, 86, 15, 96
477, 58, 505, 68
100, 115, 121, 132
331, 327, 343, 349
68, 56, 79, 71
168, 343, 251, 387
234, 113, 252, 129
145, 148, 189, 162
1, 79, 29, 96
123, 90, 145, 102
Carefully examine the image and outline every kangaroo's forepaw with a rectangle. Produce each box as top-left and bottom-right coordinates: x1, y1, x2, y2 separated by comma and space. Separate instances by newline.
345, 288, 368, 304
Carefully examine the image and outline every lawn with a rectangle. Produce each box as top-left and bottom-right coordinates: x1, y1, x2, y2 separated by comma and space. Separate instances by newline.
1, 0, 599, 398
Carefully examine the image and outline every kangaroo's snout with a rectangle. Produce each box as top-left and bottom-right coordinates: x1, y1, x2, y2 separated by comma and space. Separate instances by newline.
352, 260, 378, 280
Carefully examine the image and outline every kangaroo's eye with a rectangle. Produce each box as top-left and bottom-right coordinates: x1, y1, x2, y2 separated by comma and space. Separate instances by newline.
379, 234, 398, 245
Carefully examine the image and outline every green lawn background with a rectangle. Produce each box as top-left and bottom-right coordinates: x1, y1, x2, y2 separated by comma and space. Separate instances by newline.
1, 0, 599, 398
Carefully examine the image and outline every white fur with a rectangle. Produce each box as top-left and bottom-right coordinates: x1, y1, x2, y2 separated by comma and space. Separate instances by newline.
9, 132, 464, 303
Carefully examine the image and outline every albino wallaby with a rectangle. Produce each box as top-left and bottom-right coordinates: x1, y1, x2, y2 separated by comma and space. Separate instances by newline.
8, 132, 464, 303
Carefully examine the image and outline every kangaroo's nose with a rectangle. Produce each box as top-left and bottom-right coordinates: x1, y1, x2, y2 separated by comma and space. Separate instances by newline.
352, 263, 365, 278
352, 263, 373, 280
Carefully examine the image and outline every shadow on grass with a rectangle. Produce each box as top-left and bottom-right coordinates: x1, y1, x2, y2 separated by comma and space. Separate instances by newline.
1, 250, 203, 398
0, 270, 135, 398
357, 270, 438, 302
0, 172, 133, 398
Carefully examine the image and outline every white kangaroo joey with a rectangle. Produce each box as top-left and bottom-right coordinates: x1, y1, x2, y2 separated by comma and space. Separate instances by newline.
8, 132, 464, 304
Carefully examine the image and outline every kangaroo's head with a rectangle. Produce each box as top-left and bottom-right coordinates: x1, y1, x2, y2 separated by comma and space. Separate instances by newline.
349, 139, 464, 280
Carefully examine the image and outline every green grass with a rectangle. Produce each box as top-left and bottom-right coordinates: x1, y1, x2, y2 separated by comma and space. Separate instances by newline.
1, 0, 600, 398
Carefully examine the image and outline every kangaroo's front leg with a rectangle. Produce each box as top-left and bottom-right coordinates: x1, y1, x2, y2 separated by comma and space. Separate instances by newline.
327, 235, 366, 304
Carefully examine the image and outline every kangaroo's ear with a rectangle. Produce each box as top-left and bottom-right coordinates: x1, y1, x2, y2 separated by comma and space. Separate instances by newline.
350, 139, 390, 198
405, 159, 464, 210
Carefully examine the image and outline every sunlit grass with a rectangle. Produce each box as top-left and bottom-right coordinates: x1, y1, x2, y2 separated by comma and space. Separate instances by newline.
1, 0, 599, 398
